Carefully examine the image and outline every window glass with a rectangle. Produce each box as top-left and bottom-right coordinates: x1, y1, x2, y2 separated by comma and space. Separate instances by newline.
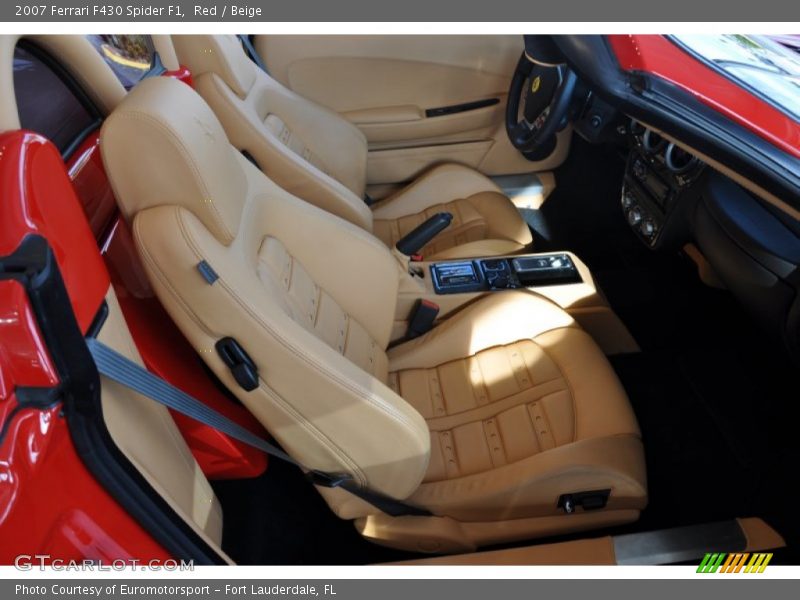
13, 45, 96, 154
86, 34, 155, 89
672, 35, 800, 122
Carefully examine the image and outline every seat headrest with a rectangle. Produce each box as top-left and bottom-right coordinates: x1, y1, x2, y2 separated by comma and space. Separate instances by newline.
172, 35, 258, 98
101, 76, 247, 245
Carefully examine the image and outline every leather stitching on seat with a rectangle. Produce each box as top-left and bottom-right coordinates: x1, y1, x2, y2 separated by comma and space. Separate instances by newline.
171, 213, 423, 437
391, 340, 577, 483
257, 378, 368, 487
112, 111, 236, 244
534, 338, 580, 444
263, 114, 331, 177
208, 77, 368, 222
137, 212, 392, 487
256, 236, 385, 377
134, 210, 219, 339
373, 197, 489, 256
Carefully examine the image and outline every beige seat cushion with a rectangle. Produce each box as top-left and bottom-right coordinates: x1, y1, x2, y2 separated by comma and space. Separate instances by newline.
173, 35, 533, 259
101, 76, 645, 555
386, 291, 646, 521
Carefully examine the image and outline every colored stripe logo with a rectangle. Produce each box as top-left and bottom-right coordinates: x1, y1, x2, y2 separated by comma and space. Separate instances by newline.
697, 553, 773, 573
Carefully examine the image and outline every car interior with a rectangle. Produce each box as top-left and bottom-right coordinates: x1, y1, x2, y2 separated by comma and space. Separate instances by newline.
2, 33, 798, 565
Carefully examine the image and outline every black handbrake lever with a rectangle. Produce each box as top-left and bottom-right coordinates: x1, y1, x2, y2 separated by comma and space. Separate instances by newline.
395, 212, 453, 256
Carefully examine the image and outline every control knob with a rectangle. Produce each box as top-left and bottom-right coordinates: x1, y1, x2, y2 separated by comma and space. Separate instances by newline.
640, 219, 657, 238
621, 191, 634, 210
633, 159, 647, 181
487, 273, 510, 289
627, 206, 642, 227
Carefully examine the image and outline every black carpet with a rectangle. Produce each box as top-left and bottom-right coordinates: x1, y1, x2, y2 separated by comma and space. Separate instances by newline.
212, 458, 419, 565
539, 136, 800, 562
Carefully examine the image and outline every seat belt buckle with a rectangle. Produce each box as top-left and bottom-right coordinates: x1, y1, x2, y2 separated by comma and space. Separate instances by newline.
410, 253, 424, 262
306, 470, 353, 489
406, 299, 439, 340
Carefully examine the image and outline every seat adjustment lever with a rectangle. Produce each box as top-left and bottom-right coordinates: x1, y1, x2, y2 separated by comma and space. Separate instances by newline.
558, 489, 611, 514
216, 337, 259, 391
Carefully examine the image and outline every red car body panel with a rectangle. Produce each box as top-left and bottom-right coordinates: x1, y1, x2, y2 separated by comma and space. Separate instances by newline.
609, 35, 800, 158
0, 131, 171, 564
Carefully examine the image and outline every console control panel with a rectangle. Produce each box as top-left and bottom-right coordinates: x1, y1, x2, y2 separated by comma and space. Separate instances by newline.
625, 120, 705, 249
431, 254, 580, 295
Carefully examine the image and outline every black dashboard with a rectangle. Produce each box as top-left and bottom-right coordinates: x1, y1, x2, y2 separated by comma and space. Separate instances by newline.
622, 120, 706, 249
551, 35, 800, 362
617, 117, 800, 360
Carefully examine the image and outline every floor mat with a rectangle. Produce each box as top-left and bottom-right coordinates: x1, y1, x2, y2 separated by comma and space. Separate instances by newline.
212, 459, 420, 565
534, 136, 800, 561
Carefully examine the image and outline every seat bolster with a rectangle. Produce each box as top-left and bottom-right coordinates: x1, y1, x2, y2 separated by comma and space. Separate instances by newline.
422, 239, 527, 261
100, 77, 247, 246
388, 291, 576, 371
173, 34, 257, 98
257, 76, 369, 198
408, 435, 647, 521
371, 164, 503, 220
194, 73, 374, 232
465, 191, 533, 247
132, 203, 431, 502
534, 327, 641, 440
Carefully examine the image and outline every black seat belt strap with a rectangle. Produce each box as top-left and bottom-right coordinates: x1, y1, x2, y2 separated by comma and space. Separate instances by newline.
85, 338, 430, 518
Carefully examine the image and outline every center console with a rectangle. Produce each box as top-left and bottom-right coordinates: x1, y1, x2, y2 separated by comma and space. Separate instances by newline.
395, 251, 639, 356
623, 121, 705, 249
431, 253, 581, 294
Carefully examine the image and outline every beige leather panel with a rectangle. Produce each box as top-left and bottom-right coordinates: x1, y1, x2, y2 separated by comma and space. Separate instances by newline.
104, 75, 644, 549
353, 99, 503, 145
258, 36, 522, 113
393, 252, 639, 356
101, 77, 247, 245
366, 141, 494, 185
173, 34, 256, 98
358, 509, 639, 554
98, 288, 224, 548
421, 240, 530, 261
371, 164, 532, 259
152, 35, 180, 71
103, 77, 430, 501
256, 236, 388, 379
384, 296, 644, 521
0, 34, 126, 132
174, 35, 372, 231
388, 291, 575, 371
255, 35, 571, 179
371, 163, 501, 219
738, 517, 786, 552
375, 194, 527, 260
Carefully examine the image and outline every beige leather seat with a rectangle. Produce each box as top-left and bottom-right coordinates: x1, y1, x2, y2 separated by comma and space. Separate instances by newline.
171, 35, 533, 261
101, 77, 647, 554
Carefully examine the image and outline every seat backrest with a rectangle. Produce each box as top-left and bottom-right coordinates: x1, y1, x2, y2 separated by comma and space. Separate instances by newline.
100, 77, 430, 516
172, 35, 374, 234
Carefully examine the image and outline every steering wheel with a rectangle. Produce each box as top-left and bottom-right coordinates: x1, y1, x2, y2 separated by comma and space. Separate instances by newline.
505, 52, 577, 157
